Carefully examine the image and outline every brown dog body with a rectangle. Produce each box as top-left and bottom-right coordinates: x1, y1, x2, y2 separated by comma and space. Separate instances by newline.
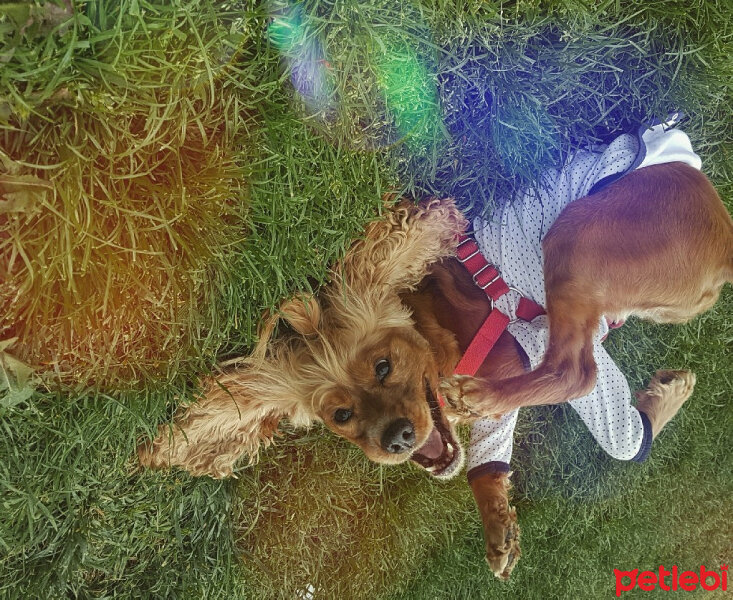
139, 162, 732, 579
439, 163, 733, 418
415, 162, 731, 577
410, 162, 731, 577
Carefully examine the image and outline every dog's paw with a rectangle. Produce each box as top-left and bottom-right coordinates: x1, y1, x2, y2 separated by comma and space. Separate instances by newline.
635, 369, 696, 438
439, 375, 507, 421
502, 515, 522, 580
438, 375, 484, 421
651, 369, 696, 399
484, 505, 521, 581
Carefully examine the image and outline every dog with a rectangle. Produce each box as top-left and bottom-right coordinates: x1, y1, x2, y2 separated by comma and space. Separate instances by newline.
138, 197, 470, 478
139, 124, 733, 580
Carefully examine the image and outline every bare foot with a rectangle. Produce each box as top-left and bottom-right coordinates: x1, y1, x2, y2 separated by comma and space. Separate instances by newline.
635, 369, 696, 438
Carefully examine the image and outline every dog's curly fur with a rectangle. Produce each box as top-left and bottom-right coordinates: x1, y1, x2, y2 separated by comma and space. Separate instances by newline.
140, 165, 732, 578
138, 198, 468, 478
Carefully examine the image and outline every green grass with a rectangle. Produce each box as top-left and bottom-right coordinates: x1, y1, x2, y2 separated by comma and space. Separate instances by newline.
1, 0, 732, 598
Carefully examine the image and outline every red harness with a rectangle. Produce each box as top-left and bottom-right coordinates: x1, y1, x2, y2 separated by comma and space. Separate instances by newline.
437, 235, 623, 407
450, 234, 546, 378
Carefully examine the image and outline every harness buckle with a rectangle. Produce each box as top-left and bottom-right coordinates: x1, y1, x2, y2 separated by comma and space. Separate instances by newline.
505, 286, 529, 323
456, 237, 479, 263
475, 271, 501, 291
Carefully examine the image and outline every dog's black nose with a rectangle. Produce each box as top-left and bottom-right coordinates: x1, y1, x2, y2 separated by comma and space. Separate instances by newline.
381, 418, 416, 454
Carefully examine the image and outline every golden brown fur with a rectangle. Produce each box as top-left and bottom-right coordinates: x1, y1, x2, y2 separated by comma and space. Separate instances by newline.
439, 163, 733, 417
470, 472, 520, 579
139, 162, 732, 577
138, 198, 468, 476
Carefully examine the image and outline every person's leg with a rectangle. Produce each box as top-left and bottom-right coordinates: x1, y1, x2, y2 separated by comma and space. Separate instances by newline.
570, 340, 695, 462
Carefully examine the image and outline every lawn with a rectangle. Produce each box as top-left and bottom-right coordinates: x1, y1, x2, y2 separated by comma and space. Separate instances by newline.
0, 1, 731, 598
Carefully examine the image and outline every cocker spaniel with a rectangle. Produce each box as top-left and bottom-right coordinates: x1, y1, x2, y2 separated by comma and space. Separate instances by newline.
139, 123, 732, 580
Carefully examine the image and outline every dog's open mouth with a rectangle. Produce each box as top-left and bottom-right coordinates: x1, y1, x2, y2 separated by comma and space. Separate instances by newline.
410, 380, 464, 479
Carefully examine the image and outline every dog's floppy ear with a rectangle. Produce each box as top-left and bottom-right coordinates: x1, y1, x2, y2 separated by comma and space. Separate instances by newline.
138, 354, 316, 478
138, 295, 321, 478
279, 293, 321, 336
137, 294, 325, 479
341, 197, 468, 294
253, 293, 322, 361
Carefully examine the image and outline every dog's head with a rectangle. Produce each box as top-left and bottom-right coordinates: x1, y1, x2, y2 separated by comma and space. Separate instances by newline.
314, 324, 465, 478
277, 198, 468, 478
139, 198, 468, 480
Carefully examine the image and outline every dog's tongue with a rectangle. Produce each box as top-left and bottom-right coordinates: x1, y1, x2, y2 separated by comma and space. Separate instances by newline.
416, 427, 444, 460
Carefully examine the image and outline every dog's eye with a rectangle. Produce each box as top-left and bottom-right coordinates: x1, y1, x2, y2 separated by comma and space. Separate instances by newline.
333, 408, 352, 423
375, 358, 391, 382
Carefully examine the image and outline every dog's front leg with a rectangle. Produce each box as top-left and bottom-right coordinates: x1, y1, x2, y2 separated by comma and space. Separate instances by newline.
470, 471, 521, 580
440, 303, 602, 418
